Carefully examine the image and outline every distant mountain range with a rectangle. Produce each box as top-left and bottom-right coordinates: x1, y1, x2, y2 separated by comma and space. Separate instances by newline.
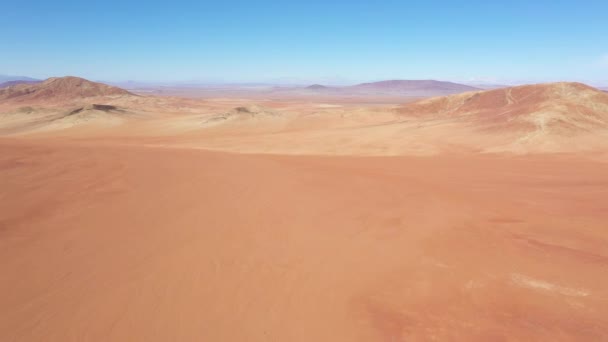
0, 75, 42, 89
350, 80, 479, 94
3, 77, 608, 155
294, 79, 481, 97
5, 75, 606, 99
0, 80, 42, 88
107, 79, 488, 98
305, 84, 329, 90
0, 74, 39, 83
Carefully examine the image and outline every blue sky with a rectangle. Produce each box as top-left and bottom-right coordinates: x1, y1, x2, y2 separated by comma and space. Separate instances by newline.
2, 0, 607, 84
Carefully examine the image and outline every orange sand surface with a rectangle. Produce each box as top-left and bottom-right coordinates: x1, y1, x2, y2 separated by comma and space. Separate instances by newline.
1, 138, 608, 341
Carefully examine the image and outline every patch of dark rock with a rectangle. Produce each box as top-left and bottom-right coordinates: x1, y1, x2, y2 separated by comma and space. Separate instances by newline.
68, 107, 84, 115
91, 104, 119, 111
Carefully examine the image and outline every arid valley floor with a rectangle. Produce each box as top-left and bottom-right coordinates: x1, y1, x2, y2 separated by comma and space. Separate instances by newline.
1, 77, 608, 341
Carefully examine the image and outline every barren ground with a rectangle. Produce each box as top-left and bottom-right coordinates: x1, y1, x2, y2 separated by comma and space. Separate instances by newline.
1, 137, 608, 341
1, 81, 608, 340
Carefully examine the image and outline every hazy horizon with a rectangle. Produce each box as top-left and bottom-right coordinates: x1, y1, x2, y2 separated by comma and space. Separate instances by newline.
3, 0, 608, 85
1, 74, 607, 89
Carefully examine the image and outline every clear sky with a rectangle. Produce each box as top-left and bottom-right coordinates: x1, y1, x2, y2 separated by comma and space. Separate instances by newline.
2, 0, 607, 85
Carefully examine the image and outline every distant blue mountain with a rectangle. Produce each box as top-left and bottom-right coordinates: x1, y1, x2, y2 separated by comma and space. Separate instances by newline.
0, 79, 42, 88
0, 74, 40, 83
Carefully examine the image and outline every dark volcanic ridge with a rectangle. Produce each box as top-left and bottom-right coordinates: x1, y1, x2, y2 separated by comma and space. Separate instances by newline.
67, 104, 125, 116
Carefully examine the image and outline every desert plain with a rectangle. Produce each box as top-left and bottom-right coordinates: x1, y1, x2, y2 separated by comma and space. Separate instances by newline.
1, 77, 608, 341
